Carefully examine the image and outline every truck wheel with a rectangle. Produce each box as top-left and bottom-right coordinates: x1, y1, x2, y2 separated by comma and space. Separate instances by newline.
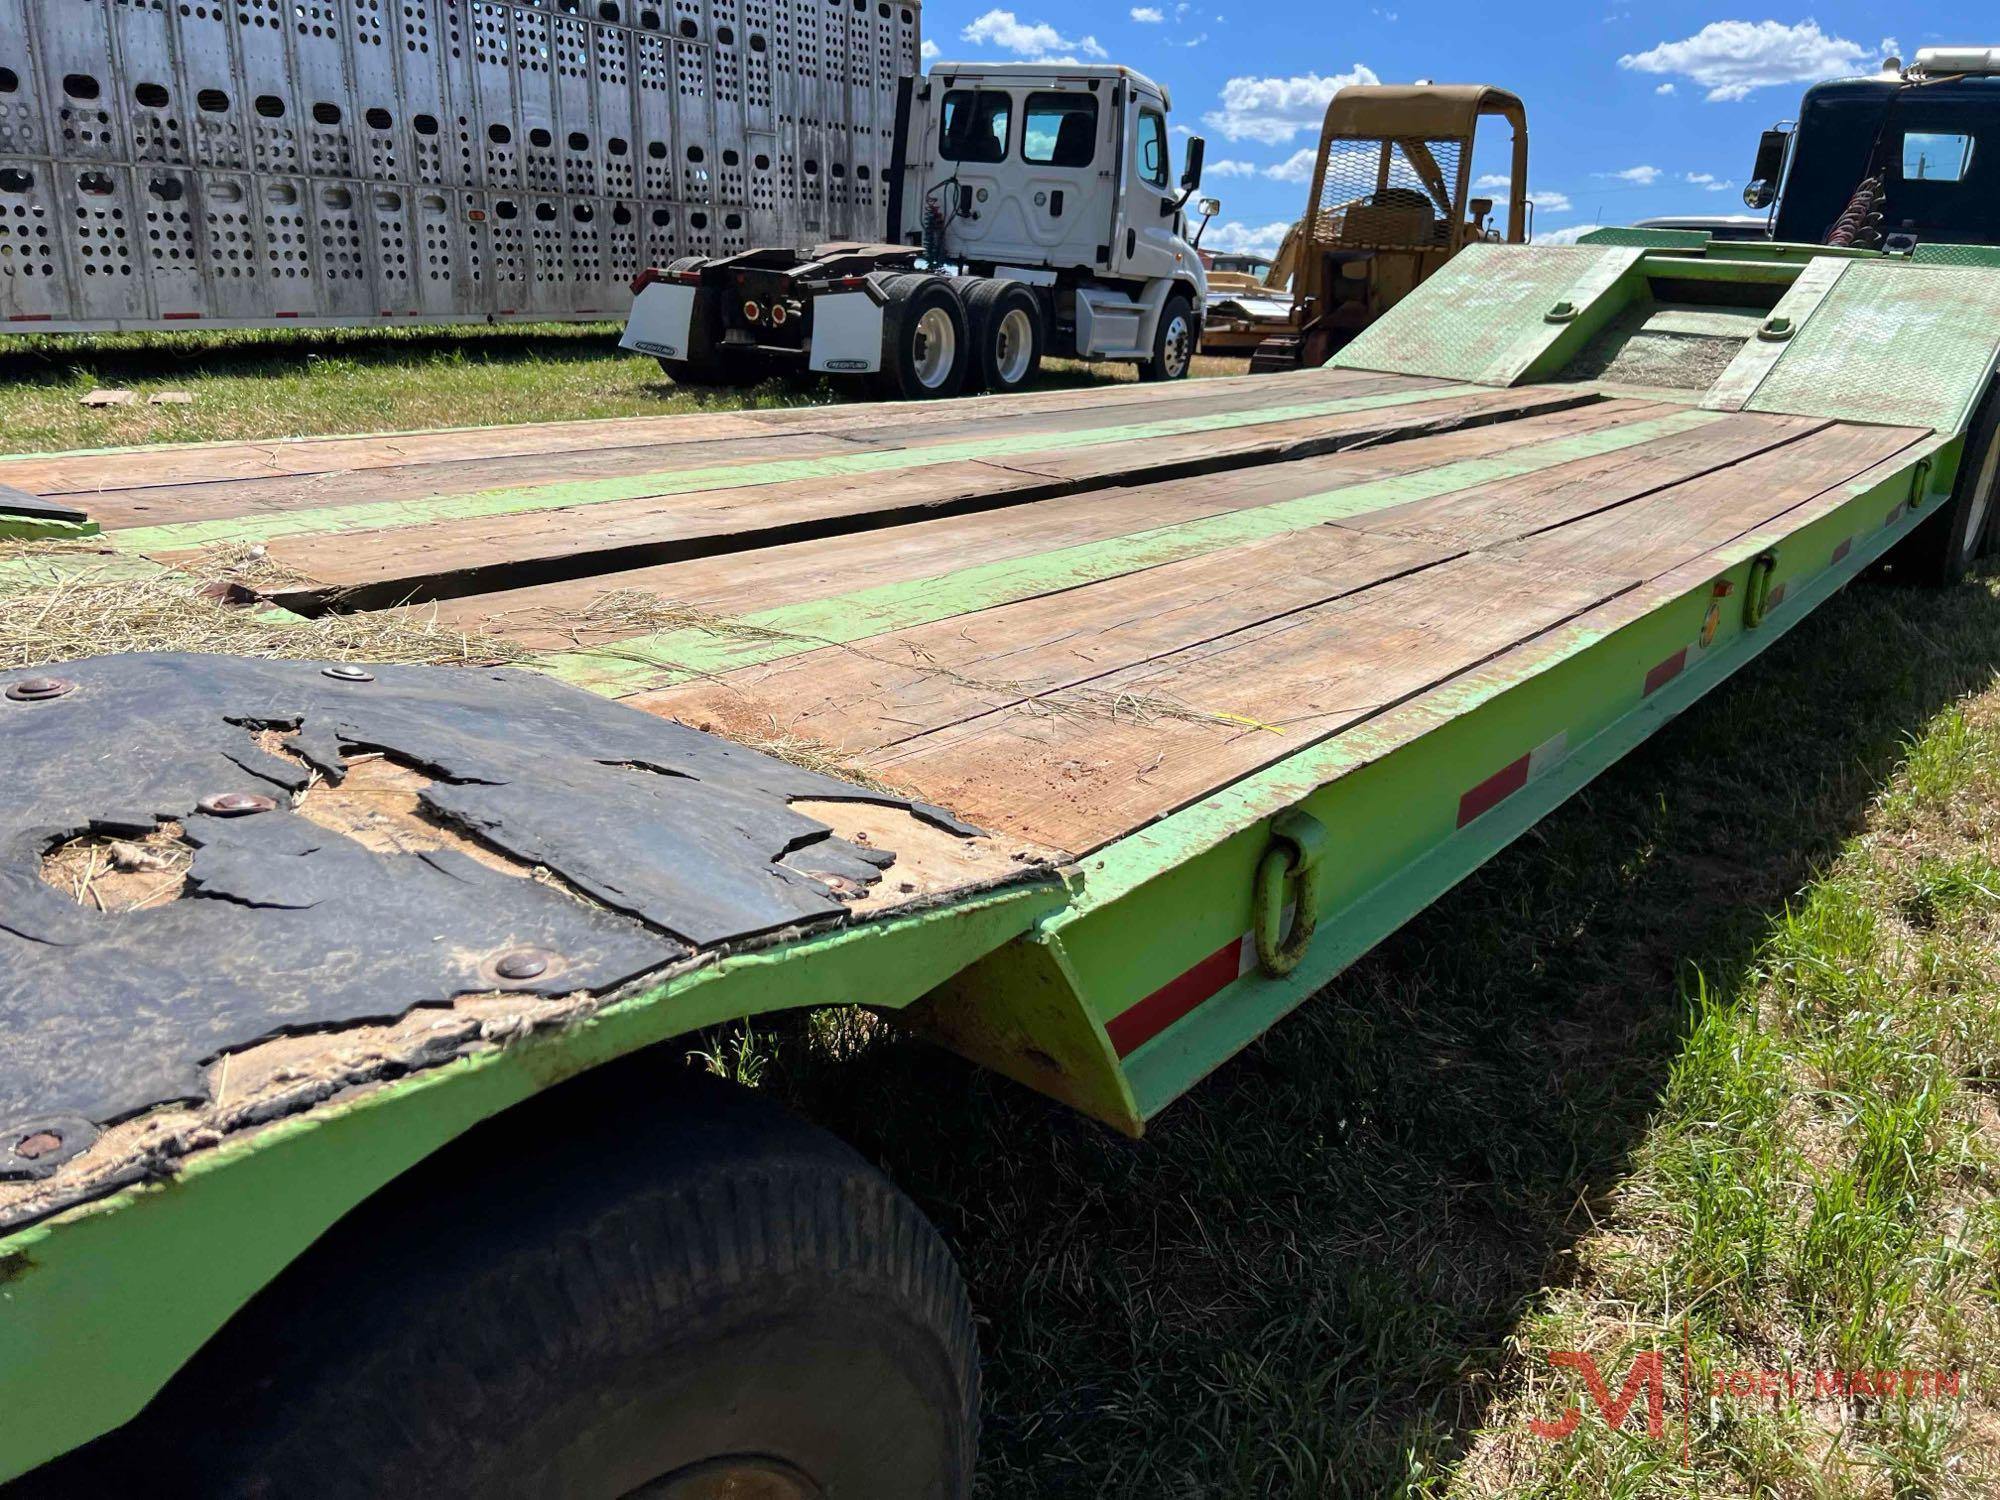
60, 1063, 978, 1499
962, 280, 1043, 395
1891, 382, 2000, 585
875, 273, 969, 400
1138, 293, 1196, 383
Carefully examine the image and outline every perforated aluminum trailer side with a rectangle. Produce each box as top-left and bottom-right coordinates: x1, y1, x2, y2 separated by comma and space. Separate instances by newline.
0, 0, 919, 331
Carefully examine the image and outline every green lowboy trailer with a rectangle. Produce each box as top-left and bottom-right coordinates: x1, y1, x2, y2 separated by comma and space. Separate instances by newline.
4, 231, 2000, 1496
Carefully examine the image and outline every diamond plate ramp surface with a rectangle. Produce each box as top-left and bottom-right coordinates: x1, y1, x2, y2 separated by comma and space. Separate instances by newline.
1745, 262, 2000, 434
1330, 243, 1642, 386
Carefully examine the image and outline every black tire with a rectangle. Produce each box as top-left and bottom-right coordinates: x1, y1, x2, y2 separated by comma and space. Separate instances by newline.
1887, 381, 2000, 586
873, 273, 969, 400
44, 1060, 978, 1500
960, 279, 1043, 395
653, 256, 775, 388
1138, 292, 1196, 383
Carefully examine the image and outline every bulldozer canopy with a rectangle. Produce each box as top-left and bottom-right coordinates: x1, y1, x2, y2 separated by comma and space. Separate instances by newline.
1324, 83, 1526, 141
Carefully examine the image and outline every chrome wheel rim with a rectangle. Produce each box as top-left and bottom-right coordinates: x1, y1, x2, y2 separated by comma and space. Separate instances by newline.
1161, 313, 1191, 378
994, 306, 1034, 384
912, 305, 957, 390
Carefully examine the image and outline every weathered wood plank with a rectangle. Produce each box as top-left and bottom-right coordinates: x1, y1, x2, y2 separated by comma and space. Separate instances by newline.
800, 418, 1917, 854
859, 553, 1636, 853
628, 407, 1821, 753
1, 364, 1407, 501
251, 385, 1601, 611
640, 526, 1456, 755
399, 398, 1664, 655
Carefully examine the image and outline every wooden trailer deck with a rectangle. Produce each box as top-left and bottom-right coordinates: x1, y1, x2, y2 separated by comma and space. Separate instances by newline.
2, 364, 1933, 865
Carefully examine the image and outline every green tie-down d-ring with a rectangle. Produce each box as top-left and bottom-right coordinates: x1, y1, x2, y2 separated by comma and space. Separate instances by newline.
1253, 809, 1329, 977
1743, 551, 1778, 629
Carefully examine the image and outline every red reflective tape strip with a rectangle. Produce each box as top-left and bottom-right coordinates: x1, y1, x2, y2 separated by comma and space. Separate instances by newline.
1831, 537, 1853, 564
8, 314, 53, 322
1765, 580, 1785, 610
1106, 939, 1242, 1058
275, 311, 301, 318
1643, 647, 1688, 698
162, 312, 200, 320
1457, 751, 1531, 829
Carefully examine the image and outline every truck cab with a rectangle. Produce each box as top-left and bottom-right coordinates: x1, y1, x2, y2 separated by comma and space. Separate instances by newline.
622, 62, 1208, 398
1745, 46, 2000, 250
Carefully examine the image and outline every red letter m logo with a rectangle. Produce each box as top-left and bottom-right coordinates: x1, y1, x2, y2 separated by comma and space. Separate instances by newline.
1530, 1351, 1666, 1441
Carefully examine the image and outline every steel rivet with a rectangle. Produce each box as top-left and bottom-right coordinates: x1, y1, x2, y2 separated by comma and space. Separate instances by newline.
14, 1131, 61, 1161
321, 664, 375, 682
197, 791, 278, 817
6, 676, 75, 702
493, 949, 552, 982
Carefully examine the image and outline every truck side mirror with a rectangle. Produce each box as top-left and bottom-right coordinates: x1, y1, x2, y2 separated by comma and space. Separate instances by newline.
1180, 134, 1205, 192
1743, 127, 1790, 210
1192, 196, 1220, 246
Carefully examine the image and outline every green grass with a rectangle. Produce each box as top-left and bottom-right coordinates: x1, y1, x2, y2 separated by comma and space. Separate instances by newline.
0, 323, 1243, 452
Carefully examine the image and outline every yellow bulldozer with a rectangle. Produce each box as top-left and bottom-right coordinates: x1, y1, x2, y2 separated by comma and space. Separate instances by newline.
1247, 83, 1529, 371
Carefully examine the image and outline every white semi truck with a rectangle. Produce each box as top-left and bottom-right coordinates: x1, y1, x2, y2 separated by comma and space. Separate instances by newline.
621, 62, 1211, 397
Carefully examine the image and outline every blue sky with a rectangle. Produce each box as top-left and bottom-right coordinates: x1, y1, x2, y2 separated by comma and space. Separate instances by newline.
917, 6, 1985, 252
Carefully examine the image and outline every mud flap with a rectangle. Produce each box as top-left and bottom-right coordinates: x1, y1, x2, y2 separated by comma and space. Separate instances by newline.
809, 291, 885, 374
620, 282, 699, 361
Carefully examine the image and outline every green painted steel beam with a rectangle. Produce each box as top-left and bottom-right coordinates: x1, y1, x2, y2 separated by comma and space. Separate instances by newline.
0, 880, 1064, 1484
540, 407, 1724, 695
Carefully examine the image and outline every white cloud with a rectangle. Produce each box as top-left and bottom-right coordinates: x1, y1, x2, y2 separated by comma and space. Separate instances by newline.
1685, 171, 1734, 192
1203, 65, 1382, 144
1473, 178, 1571, 215
1655, 82, 1676, 95
1263, 148, 1319, 182
1534, 224, 1599, 246
961, 10, 1107, 59
1205, 159, 1261, 177
1130, 4, 1163, 19
1597, 164, 1660, 184
920, 37, 939, 60
1202, 219, 1293, 256
1619, 20, 1882, 102
1180, 31, 1207, 45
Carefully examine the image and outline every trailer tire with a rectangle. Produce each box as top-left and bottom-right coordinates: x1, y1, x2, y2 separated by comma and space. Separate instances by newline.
961, 279, 1043, 395
1139, 293, 1196, 383
47, 1061, 978, 1500
653, 257, 775, 389
874, 273, 969, 400
1890, 381, 2000, 586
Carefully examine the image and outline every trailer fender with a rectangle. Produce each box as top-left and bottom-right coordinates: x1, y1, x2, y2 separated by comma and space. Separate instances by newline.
619, 281, 700, 362
808, 290, 886, 374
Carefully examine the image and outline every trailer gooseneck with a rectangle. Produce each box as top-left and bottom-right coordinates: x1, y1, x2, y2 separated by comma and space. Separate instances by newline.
4, 233, 2000, 1494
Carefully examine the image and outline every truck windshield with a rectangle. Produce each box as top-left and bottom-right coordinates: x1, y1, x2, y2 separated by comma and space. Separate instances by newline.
941, 89, 1010, 164
1023, 92, 1097, 167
